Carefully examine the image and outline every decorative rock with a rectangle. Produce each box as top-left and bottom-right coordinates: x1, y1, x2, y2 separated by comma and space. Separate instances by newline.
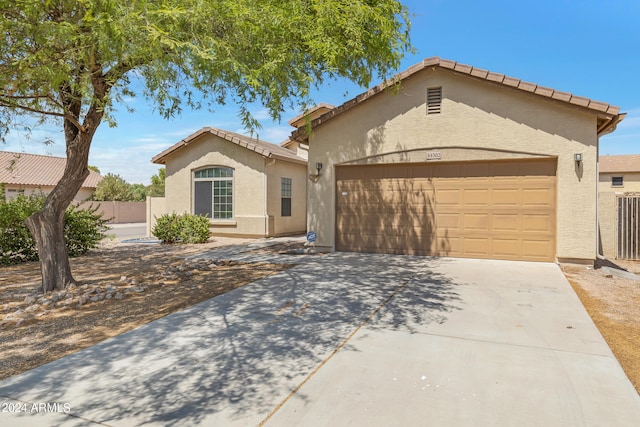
90, 295, 101, 303
119, 276, 127, 282
24, 296, 36, 305
114, 292, 124, 300
25, 305, 39, 313
106, 293, 113, 300
78, 296, 87, 305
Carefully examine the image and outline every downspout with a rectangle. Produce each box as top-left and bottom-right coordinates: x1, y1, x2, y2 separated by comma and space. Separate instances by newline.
264, 157, 276, 237
595, 113, 626, 260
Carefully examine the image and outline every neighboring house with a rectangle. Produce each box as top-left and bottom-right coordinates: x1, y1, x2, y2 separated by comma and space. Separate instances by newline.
151, 127, 307, 237
599, 154, 640, 193
598, 154, 640, 260
292, 57, 624, 264
0, 151, 102, 201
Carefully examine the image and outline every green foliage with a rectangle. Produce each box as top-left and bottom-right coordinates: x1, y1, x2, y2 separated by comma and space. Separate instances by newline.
88, 165, 101, 174
129, 183, 147, 202
0, 1, 412, 133
147, 168, 165, 197
0, 193, 43, 264
0, 183, 5, 202
93, 173, 134, 201
0, 194, 108, 265
93, 173, 147, 201
64, 203, 110, 257
152, 213, 210, 244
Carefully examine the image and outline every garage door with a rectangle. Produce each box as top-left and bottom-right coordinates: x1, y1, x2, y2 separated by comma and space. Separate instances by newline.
335, 159, 556, 262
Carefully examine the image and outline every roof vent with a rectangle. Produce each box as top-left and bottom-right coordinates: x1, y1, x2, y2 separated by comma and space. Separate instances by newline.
427, 87, 442, 115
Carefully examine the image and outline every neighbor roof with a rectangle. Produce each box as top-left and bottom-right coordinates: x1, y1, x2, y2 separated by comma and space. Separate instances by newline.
152, 127, 307, 165
0, 151, 102, 188
600, 154, 640, 173
292, 57, 625, 142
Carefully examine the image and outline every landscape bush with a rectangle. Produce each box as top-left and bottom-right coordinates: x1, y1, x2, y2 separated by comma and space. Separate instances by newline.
0, 194, 109, 265
152, 213, 210, 244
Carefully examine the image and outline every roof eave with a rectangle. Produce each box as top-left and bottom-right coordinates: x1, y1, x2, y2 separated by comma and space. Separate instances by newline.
291, 57, 623, 143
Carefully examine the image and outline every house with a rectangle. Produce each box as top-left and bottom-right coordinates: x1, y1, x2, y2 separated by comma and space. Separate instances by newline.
598, 154, 640, 260
0, 151, 102, 201
151, 127, 307, 237
280, 103, 335, 160
293, 57, 624, 264
599, 154, 640, 193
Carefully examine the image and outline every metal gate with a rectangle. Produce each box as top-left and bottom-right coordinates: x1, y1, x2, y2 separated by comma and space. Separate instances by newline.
617, 194, 640, 259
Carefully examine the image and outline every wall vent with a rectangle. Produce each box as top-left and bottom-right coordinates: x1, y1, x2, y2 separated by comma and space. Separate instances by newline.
427, 87, 442, 115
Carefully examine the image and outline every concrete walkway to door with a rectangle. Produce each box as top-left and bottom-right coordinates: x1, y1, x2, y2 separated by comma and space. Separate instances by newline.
0, 247, 638, 426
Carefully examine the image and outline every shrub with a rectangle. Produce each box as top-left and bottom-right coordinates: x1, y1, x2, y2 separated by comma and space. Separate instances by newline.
64, 203, 110, 257
152, 213, 210, 244
0, 194, 109, 265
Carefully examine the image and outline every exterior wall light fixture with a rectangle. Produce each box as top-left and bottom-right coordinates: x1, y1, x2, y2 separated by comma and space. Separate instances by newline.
574, 153, 582, 165
309, 162, 323, 183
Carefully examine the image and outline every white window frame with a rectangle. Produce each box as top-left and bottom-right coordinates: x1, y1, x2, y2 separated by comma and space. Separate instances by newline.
193, 167, 234, 220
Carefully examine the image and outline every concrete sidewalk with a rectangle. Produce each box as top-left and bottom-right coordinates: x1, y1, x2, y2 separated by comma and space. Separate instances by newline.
0, 249, 638, 426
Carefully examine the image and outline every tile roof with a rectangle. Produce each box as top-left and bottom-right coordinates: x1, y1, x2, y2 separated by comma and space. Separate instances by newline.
292, 57, 624, 142
151, 127, 307, 165
600, 154, 640, 173
0, 151, 102, 188
287, 103, 336, 127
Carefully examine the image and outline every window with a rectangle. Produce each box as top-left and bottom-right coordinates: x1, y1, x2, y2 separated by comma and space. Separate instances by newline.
612, 176, 624, 187
281, 177, 292, 217
194, 167, 233, 219
427, 87, 442, 115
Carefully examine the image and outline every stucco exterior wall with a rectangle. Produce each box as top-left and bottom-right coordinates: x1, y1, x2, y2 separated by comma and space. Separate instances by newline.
163, 134, 268, 237
146, 196, 167, 237
266, 160, 307, 236
307, 69, 599, 261
599, 172, 640, 193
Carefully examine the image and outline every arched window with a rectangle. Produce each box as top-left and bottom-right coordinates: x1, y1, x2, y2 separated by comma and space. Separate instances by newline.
193, 167, 233, 219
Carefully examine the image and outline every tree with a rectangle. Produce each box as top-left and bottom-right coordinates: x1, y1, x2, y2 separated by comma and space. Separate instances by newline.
129, 183, 147, 202
87, 165, 101, 174
0, 1, 411, 292
147, 168, 165, 197
93, 173, 133, 201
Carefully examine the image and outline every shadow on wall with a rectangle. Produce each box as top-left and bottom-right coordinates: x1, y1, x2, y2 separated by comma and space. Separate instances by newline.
0, 254, 462, 425
335, 162, 451, 257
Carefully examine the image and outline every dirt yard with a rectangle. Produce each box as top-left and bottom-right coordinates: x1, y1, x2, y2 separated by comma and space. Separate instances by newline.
561, 259, 640, 394
1, 239, 638, 396
0, 237, 294, 381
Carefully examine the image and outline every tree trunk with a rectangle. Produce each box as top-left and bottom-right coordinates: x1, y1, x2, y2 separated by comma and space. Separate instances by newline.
25, 129, 94, 293
25, 209, 75, 293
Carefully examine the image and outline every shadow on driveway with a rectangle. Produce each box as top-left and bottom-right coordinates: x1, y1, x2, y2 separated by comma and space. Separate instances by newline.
0, 252, 461, 426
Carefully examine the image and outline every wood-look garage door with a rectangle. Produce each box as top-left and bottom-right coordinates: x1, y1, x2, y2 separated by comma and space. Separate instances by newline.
335, 159, 557, 262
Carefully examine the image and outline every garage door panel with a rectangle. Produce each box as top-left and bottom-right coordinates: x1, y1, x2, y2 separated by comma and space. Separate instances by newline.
493, 214, 520, 232
493, 188, 520, 206
463, 237, 491, 256
463, 188, 491, 206
463, 213, 490, 231
336, 159, 556, 262
522, 188, 555, 207
522, 239, 555, 261
434, 189, 461, 205
522, 214, 553, 233
492, 239, 521, 257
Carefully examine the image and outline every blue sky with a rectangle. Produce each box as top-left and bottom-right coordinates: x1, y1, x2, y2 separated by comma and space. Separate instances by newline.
3, 0, 639, 185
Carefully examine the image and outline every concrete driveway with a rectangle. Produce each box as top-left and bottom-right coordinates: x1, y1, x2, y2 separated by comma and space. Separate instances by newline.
0, 246, 639, 426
